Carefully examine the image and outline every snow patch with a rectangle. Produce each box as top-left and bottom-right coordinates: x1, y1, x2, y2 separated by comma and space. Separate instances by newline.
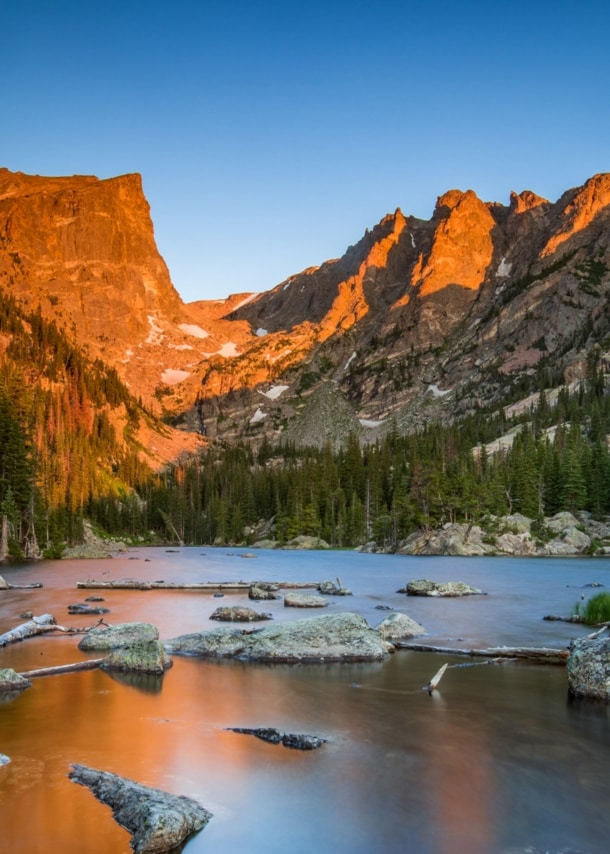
250, 407, 267, 424
260, 385, 289, 400
283, 280, 292, 291
256, 328, 268, 337
169, 343, 194, 351
496, 257, 512, 278
427, 384, 451, 398
178, 323, 209, 339
231, 293, 258, 311
343, 351, 357, 372
359, 418, 385, 428
161, 368, 191, 385
146, 315, 164, 345
203, 342, 240, 358
410, 233, 416, 249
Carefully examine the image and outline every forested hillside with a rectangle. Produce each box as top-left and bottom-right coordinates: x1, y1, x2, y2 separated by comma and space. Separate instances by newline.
89, 355, 610, 550
0, 292, 157, 557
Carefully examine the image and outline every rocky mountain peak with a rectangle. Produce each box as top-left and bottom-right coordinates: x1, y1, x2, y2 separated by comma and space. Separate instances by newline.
542, 172, 610, 257
509, 189, 550, 214
415, 188, 496, 296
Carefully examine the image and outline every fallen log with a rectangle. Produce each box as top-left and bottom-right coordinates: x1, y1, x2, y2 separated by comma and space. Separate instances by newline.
20, 658, 106, 678
0, 615, 109, 646
76, 579, 319, 591
396, 641, 569, 665
0, 614, 57, 646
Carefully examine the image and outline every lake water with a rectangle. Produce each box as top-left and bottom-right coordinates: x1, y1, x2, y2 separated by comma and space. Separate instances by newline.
0, 548, 609, 853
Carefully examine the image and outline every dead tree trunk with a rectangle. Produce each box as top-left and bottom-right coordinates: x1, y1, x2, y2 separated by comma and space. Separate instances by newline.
0, 614, 57, 646
20, 658, 106, 678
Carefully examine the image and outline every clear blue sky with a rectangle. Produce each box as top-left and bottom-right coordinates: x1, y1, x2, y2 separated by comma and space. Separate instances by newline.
4, 1, 609, 303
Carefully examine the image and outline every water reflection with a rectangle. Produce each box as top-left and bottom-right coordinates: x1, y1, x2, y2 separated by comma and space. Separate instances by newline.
1, 552, 609, 853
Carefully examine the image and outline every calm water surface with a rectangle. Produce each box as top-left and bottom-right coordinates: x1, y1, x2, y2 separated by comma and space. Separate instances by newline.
0, 548, 609, 853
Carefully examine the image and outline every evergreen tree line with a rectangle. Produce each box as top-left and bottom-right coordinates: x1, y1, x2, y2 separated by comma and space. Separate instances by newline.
89, 362, 610, 549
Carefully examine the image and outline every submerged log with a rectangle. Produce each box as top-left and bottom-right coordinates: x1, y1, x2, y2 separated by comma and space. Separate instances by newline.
76, 579, 319, 590
425, 662, 448, 693
396, 641, 569, 664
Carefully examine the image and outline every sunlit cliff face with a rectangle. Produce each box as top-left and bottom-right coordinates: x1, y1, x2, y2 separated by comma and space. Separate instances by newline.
413, 189, 496, 296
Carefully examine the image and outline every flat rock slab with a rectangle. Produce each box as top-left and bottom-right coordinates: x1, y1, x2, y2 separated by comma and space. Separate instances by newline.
78, 622, 159, 651
69, 764, 212, 853
403, 579, 484, 597
210, 606, 272, 622
227, 727, 327, 750
164, 612, 392, 663
284, 593, 329, 608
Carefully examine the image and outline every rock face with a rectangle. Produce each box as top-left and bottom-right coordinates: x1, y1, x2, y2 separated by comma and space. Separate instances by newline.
567, 637, 610, 701
69, 764, 212, 853
164, 612, 392, 662
2, 168, 610, 450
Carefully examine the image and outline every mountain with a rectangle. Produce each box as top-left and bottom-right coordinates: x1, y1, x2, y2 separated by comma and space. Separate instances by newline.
1, 168, 609, 451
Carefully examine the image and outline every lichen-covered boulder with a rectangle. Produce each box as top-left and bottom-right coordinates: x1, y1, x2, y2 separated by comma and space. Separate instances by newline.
69, 764, 212, 853
567, 636, 610, 701
165, 612, 392, 663
249, 582, 279, 601
78, 622, 159, 651
0, 668, 31, 694
100, 641, 173, 675
210, 606, 272, 622
375, 612, 427, 640
404, 579, 484, 597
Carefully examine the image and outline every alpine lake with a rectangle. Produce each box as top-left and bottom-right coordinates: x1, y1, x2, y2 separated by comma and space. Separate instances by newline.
0, 547, 609, 854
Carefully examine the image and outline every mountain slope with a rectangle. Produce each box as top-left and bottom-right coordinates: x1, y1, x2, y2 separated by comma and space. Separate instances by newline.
1, 167, 609, 450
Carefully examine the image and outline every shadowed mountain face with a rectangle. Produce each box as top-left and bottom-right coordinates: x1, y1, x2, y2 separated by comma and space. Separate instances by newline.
2, 167, 609, 450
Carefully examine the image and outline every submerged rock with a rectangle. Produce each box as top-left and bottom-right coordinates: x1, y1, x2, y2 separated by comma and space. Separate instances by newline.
78, 622, 159, 651
164, 612, 392, 663
100, 641, 173, 675
210, 606, 272, 622
0, 753, 10, 765
375, 612, 427, 639
567, 636, 610, 701
403, 579, 484, 597
69, 764, 212, 853
68, 604, 110, 615
227, 727, 327, 750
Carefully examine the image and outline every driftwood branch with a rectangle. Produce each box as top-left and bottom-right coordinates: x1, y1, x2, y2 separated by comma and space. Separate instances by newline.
0, 614, 57, 646
76, 579, 319, 591
19, 658, 106, 678
0, 615, 109, 646
397, 641, 569, 665
425, 662, 448, 694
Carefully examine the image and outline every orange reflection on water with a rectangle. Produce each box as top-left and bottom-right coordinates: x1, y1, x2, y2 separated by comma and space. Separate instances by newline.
421, 690, 497, 854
